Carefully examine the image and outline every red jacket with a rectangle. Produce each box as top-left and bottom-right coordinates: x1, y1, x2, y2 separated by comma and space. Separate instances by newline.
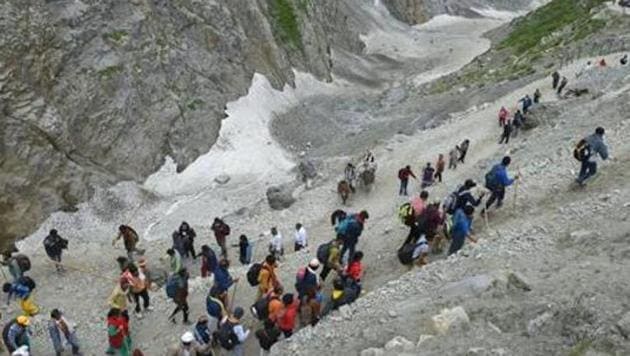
345, 261, 363, 281
107, 316, 128, 348
277, 300, 300, 332
399, 168, 416, 181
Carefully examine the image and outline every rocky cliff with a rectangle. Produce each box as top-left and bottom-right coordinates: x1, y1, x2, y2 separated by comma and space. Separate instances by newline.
0, 0, 363, 246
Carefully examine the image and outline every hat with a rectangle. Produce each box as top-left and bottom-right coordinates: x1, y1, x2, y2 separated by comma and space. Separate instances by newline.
233, 307, 245, 319
16, 315, 30, 326
181, 331, 195, 343
309, 258, 320, 268
137, 258, 147, 267
198, 315, 209, 323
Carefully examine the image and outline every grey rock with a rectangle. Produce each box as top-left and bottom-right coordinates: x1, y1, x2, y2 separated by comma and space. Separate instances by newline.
384, 336, 415, 352
527, 311, 553, 336
507, 272, 531, 291
298, 160, 318, 180
616, 311, 630, 338
361, 348, 385, 356
440, 274, 494, 297
214, 175, 231, 185
266, 184, 296, 210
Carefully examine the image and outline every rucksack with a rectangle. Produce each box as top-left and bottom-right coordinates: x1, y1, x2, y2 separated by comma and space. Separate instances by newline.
335, 217, 352, 236
397, 243, 416, 265
217, 320, 239, 350
485, 165, 500, 189
19, 276, 36, 291
250, 295, 278, 320
573, 138, 591, 162
398, 203, 414, 225
43, 235, 56, 249
336, 215, 361, 238
15, 255, 31, 272
442, 190, 460, 215
222, 223, 231, 236
206, 295, 224, 319
316, 242, 332, 264
398, 168, 405, 180
165, 275, 178, 299
246, 263, 263, 286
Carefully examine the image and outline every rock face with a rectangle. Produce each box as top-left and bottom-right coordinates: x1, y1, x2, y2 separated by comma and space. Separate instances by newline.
266, 184, 297, 210
0, 0, 363, 246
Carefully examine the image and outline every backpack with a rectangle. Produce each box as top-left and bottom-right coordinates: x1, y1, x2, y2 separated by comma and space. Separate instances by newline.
316, 242, 332, 264
573, 138, 591, 162
206, 295, 224, 319
398, 203, 414, 225
335, 216, 352, 236
15, 255, 31, 272
165, 275, 178, 299
246, 263, 263, 287
398, 168, 405, 180
484, 165, 500, 189
250, 295, 278, 320
442, 189, 460, 215
397, 243, 416, 265
43, 235, 56, 249
222, 223, 231, 236
217, 320, 239, 350
19, 276, 36, 291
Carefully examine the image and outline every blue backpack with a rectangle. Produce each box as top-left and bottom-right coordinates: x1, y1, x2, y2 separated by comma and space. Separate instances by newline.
335, 215, 361, 237
165, 275, 178, 299
206, 295, 224, 319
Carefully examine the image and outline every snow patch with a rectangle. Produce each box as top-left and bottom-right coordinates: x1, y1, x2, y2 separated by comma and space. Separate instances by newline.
144, 72, 343, 197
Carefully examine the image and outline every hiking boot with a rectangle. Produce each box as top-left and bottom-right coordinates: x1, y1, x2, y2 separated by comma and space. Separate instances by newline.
135, 312, 143, 319
145, 305, 154, 312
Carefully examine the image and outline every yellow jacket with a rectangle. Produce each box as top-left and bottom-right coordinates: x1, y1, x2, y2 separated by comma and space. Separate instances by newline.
108, 285, 128, 310
257, 262, 277, 293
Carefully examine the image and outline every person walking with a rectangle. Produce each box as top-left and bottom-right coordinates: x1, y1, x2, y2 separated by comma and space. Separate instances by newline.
451, 179, 485, 213
213, 259, 237, 307
448, 206, 477, 255
498, 106, 509, 127
192, 316, 214, 352
257, 255, 279, 300
482, 156, 519, 214
277, 293, 299, 338
211, 217, 231, 258
499, 119, 512, 144
235, 235, 251, 265
557, 76, 568, 95
575, 127, 609, 185
106, 308, 131, 355
533, 88, 541, 104
3, 316, 31, 353
448, 147, 459, 169
621, 54, 628, 65
165, 248, 183, 274
168, 268, 190, 325
199, 245, 218, 278
519, 94, 533, 114
551, 71, 560, 89
397, 165, 416, 196
43, 229, 68, 272
218, 307, 249, 356
319, 237, 342, 282
128, 262, 152, 319
337, 211, 369, 265
411, 190, 429, 218
344, 251, 364, 295
108, 278, 130, 318
267, 227, 284, 260
48, 309, 81, 356
344, 163, 357, 193
434, 154, 445, 183
175, 222, 197, 260
113, 225, 141, 261
457, 139, 470, 163
294, 223, 308, 252
421, 162, 435, 188
512, 113, 523, 138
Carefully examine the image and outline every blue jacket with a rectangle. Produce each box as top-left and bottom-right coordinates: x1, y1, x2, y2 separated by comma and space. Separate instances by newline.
213, 266, 233, 293
451, 209, 472, 241
455, 187, 483, 209
194, 322, 212, 344
586, 133, 609, 161
296, 268, 318, 298
493, 164, 515, 187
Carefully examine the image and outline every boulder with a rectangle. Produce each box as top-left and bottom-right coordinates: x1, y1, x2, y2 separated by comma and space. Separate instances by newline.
527, 311, 553, 336
384, 336, 415, 353
431, 306, 470, 335
507, 272, 531, 291
440, 275, 494, 297
360, 348, 385, 356
522, 103, 561, 130
214, 174, 231, 185
298, 160, 318, 180
416, 334, 435, 347
266, 184, 296, 210
616, 311, 630, 338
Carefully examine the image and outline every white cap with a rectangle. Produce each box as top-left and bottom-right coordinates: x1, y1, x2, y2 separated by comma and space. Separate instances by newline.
181, 331, 195, 343
309, 258, 320, 268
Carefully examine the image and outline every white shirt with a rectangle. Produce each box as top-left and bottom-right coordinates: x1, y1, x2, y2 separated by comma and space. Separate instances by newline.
294, 227, 308, 247
270, 232, 283, 252
233, 324, 250, 343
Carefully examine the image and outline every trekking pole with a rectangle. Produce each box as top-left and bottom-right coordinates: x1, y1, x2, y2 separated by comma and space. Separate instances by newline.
228, 279, 239, 312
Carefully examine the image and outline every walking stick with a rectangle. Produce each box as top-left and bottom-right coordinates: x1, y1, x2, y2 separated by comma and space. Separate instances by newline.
228, 279, 239, 312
